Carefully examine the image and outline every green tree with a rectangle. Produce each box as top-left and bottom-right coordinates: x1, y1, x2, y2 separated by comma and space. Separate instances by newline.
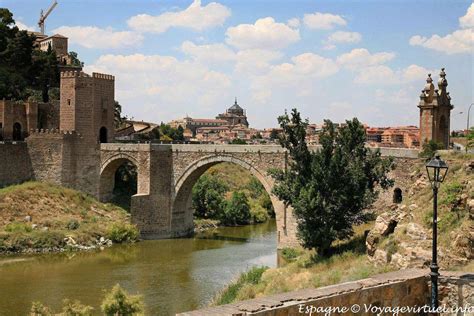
270, 109, 393, 256
101, 284, 143, 316
192, 174, 228, 218
467, 127, 474, 152
420, 139, 443, 158
68, 51, 84, 67
269, 129, 279, 140
230, 138, 246, 145
221, 191, 251, 225
159, 123, 184, 141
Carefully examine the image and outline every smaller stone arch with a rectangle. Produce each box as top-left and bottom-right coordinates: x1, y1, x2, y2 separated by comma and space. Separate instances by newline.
12, 122, 23, 141
172, 154, 284, 238
393, 187, 402, 204
99, 154, 140, 203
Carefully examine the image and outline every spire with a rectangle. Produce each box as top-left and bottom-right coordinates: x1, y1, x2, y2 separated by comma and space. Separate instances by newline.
234, 97, 238, 105
438, 67, 448, 91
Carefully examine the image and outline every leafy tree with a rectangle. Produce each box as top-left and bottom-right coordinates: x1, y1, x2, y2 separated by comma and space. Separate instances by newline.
269, 129, 280, 140
220, 191, 251, 225
270, 109, 394, 256
467, 127, 474, 152
192, 174, 228, 218
420, 139, 443, 158
101, 284, 143, 316
68, 51, 84, 67
0, 9, 60, 101
230, 138, 246, 145
159, 123, 185, 141
61, 299, 94, 316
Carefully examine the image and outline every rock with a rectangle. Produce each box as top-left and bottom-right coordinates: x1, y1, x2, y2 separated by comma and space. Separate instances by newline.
408, 204, 418, 211
372, 212, 398, 236
99, 236, 105, 244
31, 224, 38, 229
369, 249, 388, 266
41, 227, 49, 232
406, 223, 428, 240
24, 215, 32, 222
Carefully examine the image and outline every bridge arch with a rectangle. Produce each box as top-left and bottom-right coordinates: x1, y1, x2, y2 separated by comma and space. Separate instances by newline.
99, 153, 140, 203
171, 154, 286, 238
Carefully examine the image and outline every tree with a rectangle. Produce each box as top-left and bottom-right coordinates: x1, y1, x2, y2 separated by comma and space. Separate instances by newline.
68, 51, 84, 67
467, 127, 474, 152
419, 139, 443, 158
230, 138, 246, 145
192, 174, 228, 218
270, 109, 394, 256
269, 129, 279, 140
220, 191, 251, 225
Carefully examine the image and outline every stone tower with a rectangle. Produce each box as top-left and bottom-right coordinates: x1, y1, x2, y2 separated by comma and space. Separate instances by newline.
60, 71, 115, 143
418, 68, 453, 149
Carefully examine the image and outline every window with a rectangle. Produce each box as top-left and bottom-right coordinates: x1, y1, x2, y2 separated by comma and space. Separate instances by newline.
67, 99, 71, 105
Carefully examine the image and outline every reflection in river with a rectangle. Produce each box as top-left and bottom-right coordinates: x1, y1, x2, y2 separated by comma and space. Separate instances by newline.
0, 221, 276, 316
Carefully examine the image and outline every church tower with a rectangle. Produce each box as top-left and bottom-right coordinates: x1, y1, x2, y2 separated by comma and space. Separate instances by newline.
418, 68, 453, 149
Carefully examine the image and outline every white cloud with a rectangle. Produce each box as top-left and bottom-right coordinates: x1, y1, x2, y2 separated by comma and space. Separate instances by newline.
460, 3, 474, 29
225, 17, 300, 50
127, 0, 231, 33
53, 26, 143, 49
337, 48, 395, 70
84, 53, 232, 119
409, 3, 473, 54
235, 49, 283, 75
327, 31, 361, 44
181, 41, 236, 64
287, 18, 300, 29
353, 64, 433, 85
16, 21, 35, 32
303, 12, 346, 30
409, 29, 473, 55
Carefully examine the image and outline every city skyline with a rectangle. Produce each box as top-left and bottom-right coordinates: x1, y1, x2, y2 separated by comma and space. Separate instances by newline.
6, 0, 473, 129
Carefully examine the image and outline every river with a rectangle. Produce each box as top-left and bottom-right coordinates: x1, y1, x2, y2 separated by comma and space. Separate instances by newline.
0, 220, 277, 315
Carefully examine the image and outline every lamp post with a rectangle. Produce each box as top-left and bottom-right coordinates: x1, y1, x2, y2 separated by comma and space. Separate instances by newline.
425, 155, 449, 309
467, 103, 473, 153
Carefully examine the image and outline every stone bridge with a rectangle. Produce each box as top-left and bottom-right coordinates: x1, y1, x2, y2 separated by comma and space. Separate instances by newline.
99, 143, 419, 249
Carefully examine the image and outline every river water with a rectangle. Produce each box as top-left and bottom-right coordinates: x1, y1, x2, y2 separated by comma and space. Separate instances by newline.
0, 221, 277, 315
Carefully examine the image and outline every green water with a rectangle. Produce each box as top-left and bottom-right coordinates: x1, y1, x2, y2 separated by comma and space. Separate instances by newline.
0, 221, 277, 316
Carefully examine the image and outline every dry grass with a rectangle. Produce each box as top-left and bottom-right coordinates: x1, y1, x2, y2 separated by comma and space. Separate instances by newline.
0, 182, 135, 252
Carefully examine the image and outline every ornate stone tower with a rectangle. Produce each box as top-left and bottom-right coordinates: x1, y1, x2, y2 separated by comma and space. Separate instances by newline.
418, 68, 453, 149
60, 71, 115, 143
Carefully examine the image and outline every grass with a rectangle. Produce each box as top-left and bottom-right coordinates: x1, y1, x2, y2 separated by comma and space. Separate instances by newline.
0, 182, 138, 253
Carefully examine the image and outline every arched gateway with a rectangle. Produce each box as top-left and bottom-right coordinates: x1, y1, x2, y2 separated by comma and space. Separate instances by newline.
99, 143, 299, 249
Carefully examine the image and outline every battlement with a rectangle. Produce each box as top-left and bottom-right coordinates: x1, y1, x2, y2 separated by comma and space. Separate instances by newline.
29, 128, 81, 136
92, 72, 115, 81
60, 70, 91, 78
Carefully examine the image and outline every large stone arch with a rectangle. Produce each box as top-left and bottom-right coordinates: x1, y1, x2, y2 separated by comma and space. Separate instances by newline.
99, 153, 140, 203
171, 154, 287, 241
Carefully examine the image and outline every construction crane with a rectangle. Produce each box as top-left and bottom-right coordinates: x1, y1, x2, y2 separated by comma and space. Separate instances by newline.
38, 0, 58, 35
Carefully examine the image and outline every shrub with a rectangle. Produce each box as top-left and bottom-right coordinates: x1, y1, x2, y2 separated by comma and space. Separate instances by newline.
32, 231, 66, 249
101, 284, 143, 316
5, 222, 32, 233
419, 140, 443, 158
61, 299, 94, 316
66, 219, 80, 230
106, 223, 139, 243
249, 203, 268, 223
30, 301, 52, 316
280, 247, 302, 261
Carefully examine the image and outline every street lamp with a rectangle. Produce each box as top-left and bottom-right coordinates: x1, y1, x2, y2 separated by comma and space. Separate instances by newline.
425, 155, 449, 309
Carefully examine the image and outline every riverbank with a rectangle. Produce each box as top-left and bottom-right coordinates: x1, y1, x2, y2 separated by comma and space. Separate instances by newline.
0, 182, 139, 254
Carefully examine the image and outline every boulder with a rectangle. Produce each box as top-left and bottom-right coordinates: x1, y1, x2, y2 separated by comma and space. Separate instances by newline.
405, 223, 428, 240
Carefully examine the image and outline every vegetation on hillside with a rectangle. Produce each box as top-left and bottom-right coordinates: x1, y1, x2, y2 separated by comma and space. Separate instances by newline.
192, 163, 275, 226
270, 109, 394, 255
212, 222, 394, 305
30, 284, 143, 316
0, 182, 139, 253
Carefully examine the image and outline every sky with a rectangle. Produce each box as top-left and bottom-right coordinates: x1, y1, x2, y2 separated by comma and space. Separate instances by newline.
3, 0, 473, 129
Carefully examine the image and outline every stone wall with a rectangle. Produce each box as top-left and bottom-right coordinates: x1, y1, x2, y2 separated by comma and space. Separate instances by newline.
178, 269, 474, 315
0, 142, 32, 187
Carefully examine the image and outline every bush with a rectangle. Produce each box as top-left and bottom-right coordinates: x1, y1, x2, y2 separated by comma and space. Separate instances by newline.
5, 222, 32, 233
66, 219, 80, 230
220, 191, 251, 226
101, 284, 143, 316
214, 266, 268, 305
192, 174, 228, 219
249, 202, 268, 223
61, 299, 94, 316
106, 223, 139, 243
280, 247, 302, 261
30, 301, 52, 316
419, 140, 443, 158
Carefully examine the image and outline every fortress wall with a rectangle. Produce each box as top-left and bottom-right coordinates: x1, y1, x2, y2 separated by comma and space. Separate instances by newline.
0, 142, 32, 187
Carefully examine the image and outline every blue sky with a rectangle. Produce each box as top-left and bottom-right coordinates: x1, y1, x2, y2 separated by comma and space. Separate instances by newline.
4, 0, 473, 129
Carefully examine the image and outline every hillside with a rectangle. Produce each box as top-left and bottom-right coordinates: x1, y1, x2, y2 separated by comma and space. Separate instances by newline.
213, 152, 474, 305
0, 182, 138, 254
